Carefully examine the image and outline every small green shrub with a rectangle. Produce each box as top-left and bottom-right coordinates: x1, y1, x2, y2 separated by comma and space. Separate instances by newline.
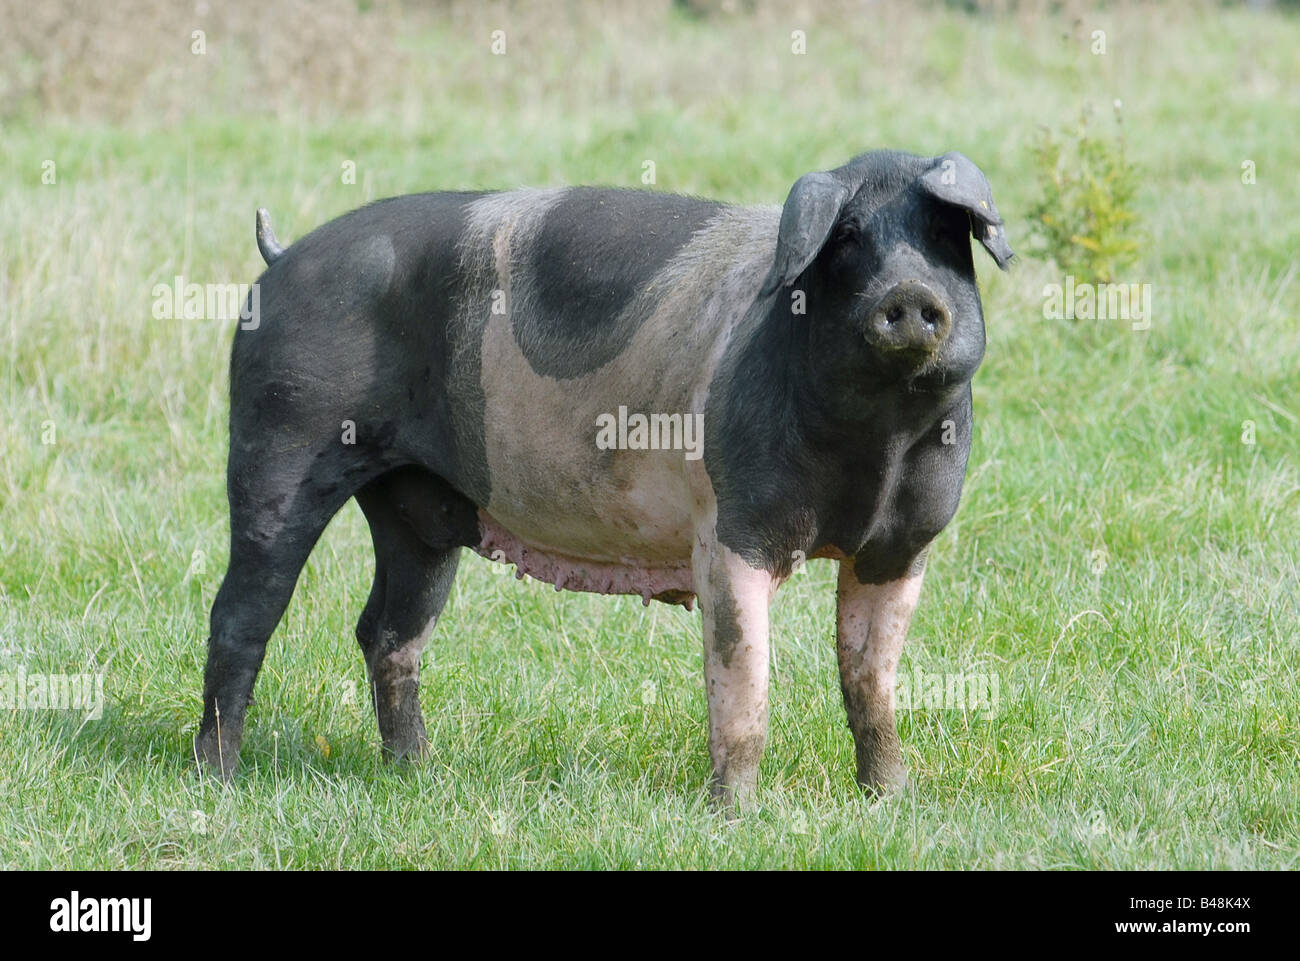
1027, 102, 1143, 284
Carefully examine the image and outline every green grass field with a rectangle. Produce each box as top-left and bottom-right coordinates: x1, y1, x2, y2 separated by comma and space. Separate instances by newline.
1, 1, 1298, 869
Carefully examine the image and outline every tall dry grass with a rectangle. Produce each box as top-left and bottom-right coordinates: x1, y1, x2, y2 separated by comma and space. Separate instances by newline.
0, 0, 410, 120
2, 0, 1171, 123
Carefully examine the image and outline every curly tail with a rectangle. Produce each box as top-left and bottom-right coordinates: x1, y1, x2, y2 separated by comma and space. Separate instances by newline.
255, 207, 286, 265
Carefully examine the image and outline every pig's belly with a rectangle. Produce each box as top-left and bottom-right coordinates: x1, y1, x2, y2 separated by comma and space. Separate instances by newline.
471, 452, 700, 608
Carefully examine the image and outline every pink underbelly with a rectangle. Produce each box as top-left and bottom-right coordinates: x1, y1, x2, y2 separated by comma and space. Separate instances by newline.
473, 510, 697, 609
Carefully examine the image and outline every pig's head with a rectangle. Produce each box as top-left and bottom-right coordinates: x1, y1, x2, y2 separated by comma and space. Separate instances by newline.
760, 150, 1012, 401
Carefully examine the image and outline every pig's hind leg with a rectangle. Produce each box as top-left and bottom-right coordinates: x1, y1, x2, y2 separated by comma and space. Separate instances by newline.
354, 467, 477, 761
196, 443, 361, 779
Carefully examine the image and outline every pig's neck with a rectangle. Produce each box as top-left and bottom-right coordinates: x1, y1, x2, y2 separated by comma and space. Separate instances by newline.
704, 299, 973, 570
738, 297, 969, 447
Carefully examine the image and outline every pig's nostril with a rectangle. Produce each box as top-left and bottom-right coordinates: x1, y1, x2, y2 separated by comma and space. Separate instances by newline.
886, 306, 904, 324
921, 306, 940, 327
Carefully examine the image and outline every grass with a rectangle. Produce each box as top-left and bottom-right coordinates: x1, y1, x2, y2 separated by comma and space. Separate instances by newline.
1, 0, 1298, 869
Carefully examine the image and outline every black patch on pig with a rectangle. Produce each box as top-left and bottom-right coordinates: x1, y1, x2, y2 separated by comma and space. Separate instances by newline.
707, 563, 744, 669
383, 465, 481, 552
231, 191, 493, 505
514, 188, 722, 378
704, 150, 988, 585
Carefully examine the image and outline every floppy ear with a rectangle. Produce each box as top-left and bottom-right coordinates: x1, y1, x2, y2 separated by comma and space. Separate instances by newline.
919, 151, 1014, 270
759, 171, 852, 296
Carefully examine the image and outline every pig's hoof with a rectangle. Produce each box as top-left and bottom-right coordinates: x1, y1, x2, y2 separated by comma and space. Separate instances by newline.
193, 734, 238, 782
710, 777, 758, 820
857, 763, 909, 798
381, 735, 431, 764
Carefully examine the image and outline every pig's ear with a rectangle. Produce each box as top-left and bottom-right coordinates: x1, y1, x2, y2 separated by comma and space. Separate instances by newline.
919, 152, 1014, 270
760, 171, 852, 296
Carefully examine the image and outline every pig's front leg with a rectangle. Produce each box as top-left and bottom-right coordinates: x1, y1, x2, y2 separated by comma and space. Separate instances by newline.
693, 532, 778, 811
836, 554, 926, 795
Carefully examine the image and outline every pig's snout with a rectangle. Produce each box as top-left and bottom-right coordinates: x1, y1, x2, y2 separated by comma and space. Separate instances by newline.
865, 281, 952, 357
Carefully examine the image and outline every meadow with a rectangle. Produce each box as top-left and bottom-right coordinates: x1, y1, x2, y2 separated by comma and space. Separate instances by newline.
1, 0, 1297, 869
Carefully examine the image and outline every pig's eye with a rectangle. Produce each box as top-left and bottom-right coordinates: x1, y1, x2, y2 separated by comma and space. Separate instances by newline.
832, 221, 860, 246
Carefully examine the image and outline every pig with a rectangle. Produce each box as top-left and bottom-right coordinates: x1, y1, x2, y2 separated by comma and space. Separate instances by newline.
195, 149, 1012, 808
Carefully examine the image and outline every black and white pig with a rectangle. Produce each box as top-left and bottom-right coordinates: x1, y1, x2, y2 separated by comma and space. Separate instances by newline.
196, 149, 1012, 807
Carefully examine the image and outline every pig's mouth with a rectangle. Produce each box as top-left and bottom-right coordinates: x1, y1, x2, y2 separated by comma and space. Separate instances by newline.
897, 344, 948, 380
859, 332, 947, 382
